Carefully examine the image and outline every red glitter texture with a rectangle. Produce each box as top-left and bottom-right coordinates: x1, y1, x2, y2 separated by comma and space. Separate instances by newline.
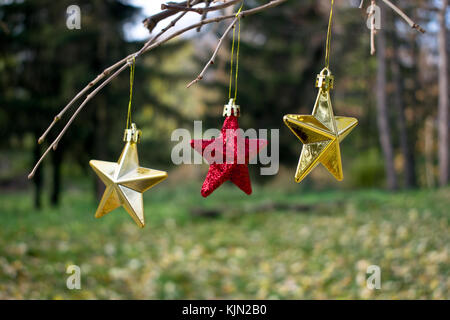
191, 115, 268, 197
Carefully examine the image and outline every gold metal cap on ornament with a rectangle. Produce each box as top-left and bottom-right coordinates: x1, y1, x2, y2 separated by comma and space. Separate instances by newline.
315, 67, 334, 91
123, 123, 141, 143
223, 98, 240, 117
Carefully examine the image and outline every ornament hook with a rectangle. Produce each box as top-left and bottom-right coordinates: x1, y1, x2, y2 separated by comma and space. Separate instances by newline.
123, 123, 141, 143
316, 67, 334, 91
223, 98, 240, 117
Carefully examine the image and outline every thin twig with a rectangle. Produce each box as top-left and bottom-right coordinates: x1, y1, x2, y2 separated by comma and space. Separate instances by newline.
197, 0, 212, 32
138, 11, 189, 57
364, 0, 425, 56
143, 0, 219, 32
162, 0, 241, 14
38, 1, 232, 145
48, 12, 191, 151
370, 0, 376, 55
187, 0, 291, 87
187, 16, 239, 88
32, 10, 192, 176
143, 1, 203, 32
161, 3, 205, 14
38, 58, 129, 144
381, 0, 425, 33
38, 11, 190, 146
140, 0, 287, 56
29, 63, 129, 179
28, 0, 287, 179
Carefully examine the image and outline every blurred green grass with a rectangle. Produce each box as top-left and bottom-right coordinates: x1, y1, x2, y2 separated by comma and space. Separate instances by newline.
0, 184, 449, 299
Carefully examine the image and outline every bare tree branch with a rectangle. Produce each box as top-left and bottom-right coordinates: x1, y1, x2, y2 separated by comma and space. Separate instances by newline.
187, 16, 239, 88
364, 0, 425, 56
370, 0, 376, 55
187, 0, 292, 87
28, 0, 288, 179
197, 0, 212, 32
162, 0, 242, 14
381, 0, 425, 33
29, 0, 423, 178
38, 10, 190, 146
142, 1, 196, 32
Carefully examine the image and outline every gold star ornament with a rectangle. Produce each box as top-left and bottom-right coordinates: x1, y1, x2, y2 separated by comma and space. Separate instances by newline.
89, 123, 168, 228
283, 68, 358, 183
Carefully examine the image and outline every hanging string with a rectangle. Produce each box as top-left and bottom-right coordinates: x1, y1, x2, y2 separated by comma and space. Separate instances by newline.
324, 0, 334, 69
233, 5, 243, 101
126, 56, 136, 129
228, 2, 244, 101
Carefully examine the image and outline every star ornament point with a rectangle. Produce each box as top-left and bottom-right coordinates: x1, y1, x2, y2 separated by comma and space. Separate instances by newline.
89, 135, 167, 228
284, 89, 358, 183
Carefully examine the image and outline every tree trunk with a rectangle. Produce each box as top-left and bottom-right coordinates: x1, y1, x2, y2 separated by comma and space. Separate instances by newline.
438, 0, 449, 186
51, 146, 62, 206
33, 133, 43, 209
376, 10, 397, 190
425, 117, 436, 188
94, 95, 108, 201
93, 1, 109, 201
391, 36, 416, 188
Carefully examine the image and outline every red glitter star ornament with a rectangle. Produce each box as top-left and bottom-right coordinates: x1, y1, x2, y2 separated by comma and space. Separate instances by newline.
191, 100, 268, 197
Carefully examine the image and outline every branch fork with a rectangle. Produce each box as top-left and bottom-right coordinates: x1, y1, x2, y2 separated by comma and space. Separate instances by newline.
363, 0, 425, 55
28, 0, 287, 179
29, 0, 425, 178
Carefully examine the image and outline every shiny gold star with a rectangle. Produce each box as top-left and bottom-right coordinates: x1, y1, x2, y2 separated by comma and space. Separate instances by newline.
283, 68, 358, 183
89, 124, 167, 228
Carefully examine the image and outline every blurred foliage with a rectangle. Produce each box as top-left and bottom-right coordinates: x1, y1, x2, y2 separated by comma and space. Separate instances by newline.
0, 185, 448, 299
0, 0, 197, 203
0, 0, 448, 300
0, 0, 446, 192
349, 148, 386, 188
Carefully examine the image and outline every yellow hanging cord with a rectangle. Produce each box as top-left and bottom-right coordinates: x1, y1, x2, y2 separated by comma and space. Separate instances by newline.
228, 2, 244, 101
126, 56, 136, 129
324, 0, 334, 69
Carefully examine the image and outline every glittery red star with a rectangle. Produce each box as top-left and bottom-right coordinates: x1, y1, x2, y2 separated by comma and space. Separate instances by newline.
191, 115, 267, 197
